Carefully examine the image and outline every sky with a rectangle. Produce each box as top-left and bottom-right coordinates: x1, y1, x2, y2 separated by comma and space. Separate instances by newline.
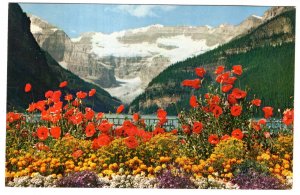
20, 4, 270, 38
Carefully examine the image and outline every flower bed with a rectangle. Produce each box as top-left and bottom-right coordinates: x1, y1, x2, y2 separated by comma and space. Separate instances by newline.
5, 65, 293, 189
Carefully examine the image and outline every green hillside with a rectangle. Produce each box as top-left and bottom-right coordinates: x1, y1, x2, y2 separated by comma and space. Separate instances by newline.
130, 9, 295, 116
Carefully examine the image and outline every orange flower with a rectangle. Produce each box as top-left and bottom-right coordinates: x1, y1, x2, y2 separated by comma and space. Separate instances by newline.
116, 104, 124, 114
59, 81, 68, 88
221, 134, 230, 140
212, 105, 223, 118
262, 106, 273, 119
231, 129, 244, 140
232, 65, 242, 75
37, 126, 49, 141
76, 91, 87, 99
208, 134, 219, 145
193, 121, 203, 134
72, 150, 83, 159
132, 113, 139, 122
231, 88, 247, 99
189, 95, 198, 108
50, 126, 61, 139
181, 79, 201, 89
195, 67, 206, 78
282, 109, 294, 126
85, 122, 96, 137
251, 99, 261, 106
230, 105, 242, 117
35, 142, 50, 151
124, 136, 139, 149
89, 88, 96, 97
64, 94, 73, 101
222, 84, 233, 93
97, 120, 113, 134
215, 65, 225, 75
24, 83, 31, 93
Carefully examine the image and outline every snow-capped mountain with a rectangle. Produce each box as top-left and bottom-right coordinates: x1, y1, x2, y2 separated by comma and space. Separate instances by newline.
28, 14, 264, 103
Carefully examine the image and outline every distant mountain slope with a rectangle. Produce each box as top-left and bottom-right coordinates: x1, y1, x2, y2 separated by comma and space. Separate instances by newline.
129, 9, 295, 115
7, 3, 121, 112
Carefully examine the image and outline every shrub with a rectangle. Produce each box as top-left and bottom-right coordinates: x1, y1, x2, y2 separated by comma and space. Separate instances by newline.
56, 171, 103, 188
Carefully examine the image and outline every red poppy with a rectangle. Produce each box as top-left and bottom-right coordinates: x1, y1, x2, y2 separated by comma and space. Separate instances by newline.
115, 126, 125, 137
262, 106, 273, 119
215, 65, 225, 75
182, 124, 191, 134
45, 90, 53, 98
132, 113, 139, 122
181, 79, 201, 89
65, 94, 73, 101
116, 104, 124, 114
59, 81, 68, 88
252, 121, 261, 131
72, 150, 83, 159
96, 112, 104, 120
85, 107, 95, 121
282, 109, 294, 126
52, 90, 62, 102
208, 95, 221, 105
193, 121, 203, 134
50, 126, 61, 139
189, 95, 198, 108
212, 105, 223, 118
72, 99, 80, 107
231, 88, 247, 99
204, 93, 210, 99
124, 136, 139, 149
24, 83, 32, 93
258, 118, 267, 125
37, 126, 49, 141
85, 122, 96, 137
98, 120, 113, 134
157, 108, 167, 120
216, 71, 230, 83
208, 134, 219, 145
153, 126, 165, 135
92, 134, 111, 149
232, 65, 242, 75
76, 91, 87, 99
89, 88, 96, 97
231, 129, 244, 140
195, 67, 206, 77
225, 77, 237, 85
27, 103, 36, 112
228, 94, 237, 105
141, 131, 152, 142
231, 105, 242, 117
222, 84, 233, 93
221, 134, 230, 140
251, 99, 261, 106
171, 129, 178, 135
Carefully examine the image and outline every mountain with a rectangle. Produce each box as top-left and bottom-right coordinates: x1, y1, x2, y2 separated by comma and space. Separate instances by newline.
129, 8, 295, 115
7, 3, 121, 112
28, 13, 263, 103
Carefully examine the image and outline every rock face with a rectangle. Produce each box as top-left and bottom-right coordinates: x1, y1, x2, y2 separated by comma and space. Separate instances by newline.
28, 10, 265, 103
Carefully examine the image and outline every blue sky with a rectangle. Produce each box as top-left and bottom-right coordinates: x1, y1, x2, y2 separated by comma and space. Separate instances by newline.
20, 4, 270, 38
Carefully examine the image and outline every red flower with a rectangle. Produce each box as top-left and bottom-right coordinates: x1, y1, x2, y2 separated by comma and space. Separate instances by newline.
59, 81, 68, 88
98, 120, 113, 134
124, 136, 139, 149
221, 134, 230, 140
181, 79, 201, 89
222, 84, 233, 93
89, 89, 96, 97
50, 126, 61, 139
65, 94, 73, 101
258, 118, 267, 125
45, 90, 53, 98
85, 107, 95, 121
251, 99, 261, 106
157, 108, 167, 120
264, 132, 271, 139
52, 90, 62, 102
231, 88, 247, 99
225, 77, 237, 85
230, 105, 242, 117
189, 95, 198, 108
96, 112, 104, 120
37, 126, 49, 141
182, 124, 190, 134
232, 65, 242, 75
193, 121, 203, 134
116, 104, 124, 114
262, 106, 273, 119
85, 122, 96, 137
153, 126, 165, 135
72, 150, 83, 159
92, 134, 111, 149
195, 67, 206, 77
216, 71, 230, 83
212, 105, 223, 118
208, 134, 219, 145
132, 113, 139, 122
215, 65, 225, 75
76, 91, 87, 99
171, 129, 178, 135
24, 83, 32, 93
282, 109, 294, 126
231, 129, 244, 140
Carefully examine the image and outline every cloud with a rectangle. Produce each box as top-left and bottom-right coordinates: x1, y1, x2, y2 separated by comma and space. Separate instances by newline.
115, 5, 176, 18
